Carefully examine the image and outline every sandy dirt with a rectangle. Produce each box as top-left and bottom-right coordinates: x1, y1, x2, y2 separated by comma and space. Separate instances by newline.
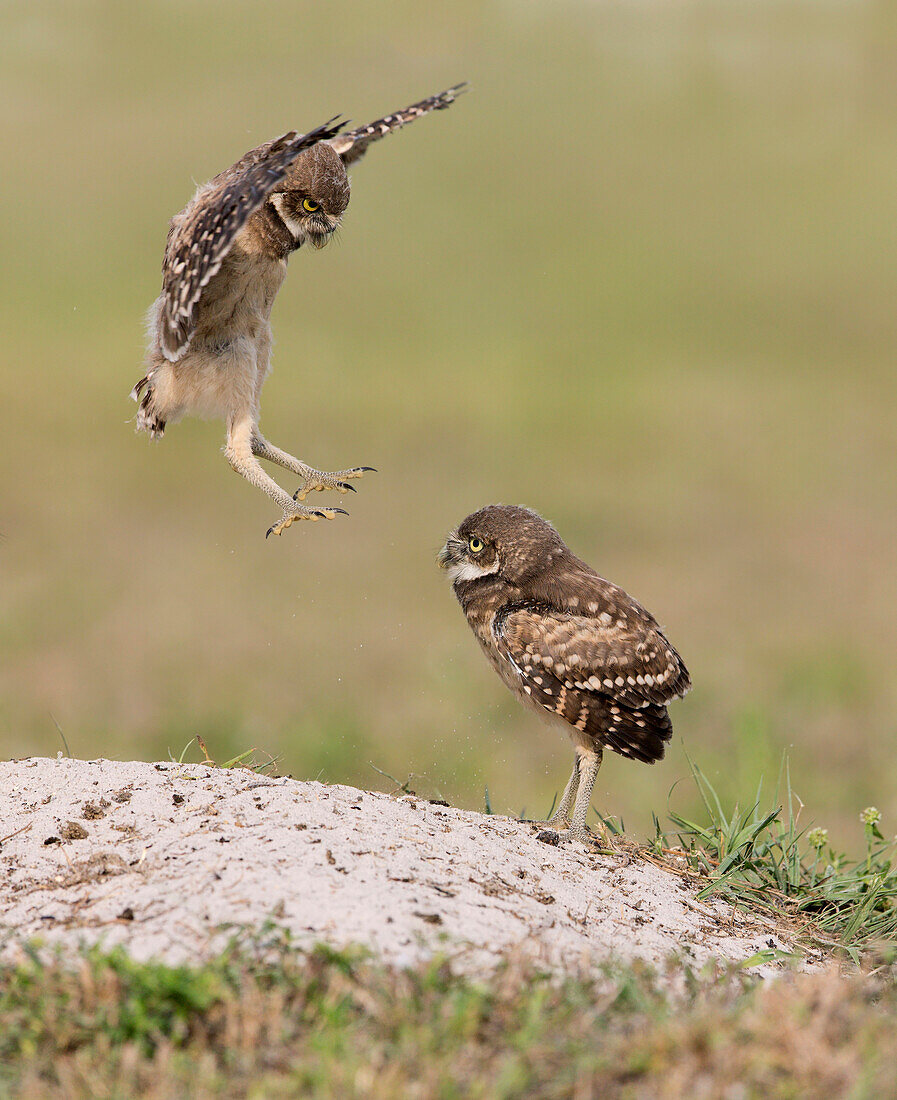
0, 758, 822, 977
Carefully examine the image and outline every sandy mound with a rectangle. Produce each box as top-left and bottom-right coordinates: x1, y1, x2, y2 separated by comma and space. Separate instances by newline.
0, 758, 820, 976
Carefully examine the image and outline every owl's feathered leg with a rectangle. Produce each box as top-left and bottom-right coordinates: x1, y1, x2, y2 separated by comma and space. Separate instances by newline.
251, 433, 374, 500
566, 748, 605, 845
225, 417, 347, 537
546, 759, 580, 829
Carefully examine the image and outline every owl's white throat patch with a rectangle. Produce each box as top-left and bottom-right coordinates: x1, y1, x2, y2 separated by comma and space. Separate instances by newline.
448, 557, 500, 585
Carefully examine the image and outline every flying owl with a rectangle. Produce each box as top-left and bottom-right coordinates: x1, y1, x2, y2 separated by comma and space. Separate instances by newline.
131, 85, 465, 537
438, 505, 691, 844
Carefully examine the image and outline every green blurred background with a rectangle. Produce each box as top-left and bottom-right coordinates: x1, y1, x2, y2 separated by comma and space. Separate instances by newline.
2, 0, 895, 848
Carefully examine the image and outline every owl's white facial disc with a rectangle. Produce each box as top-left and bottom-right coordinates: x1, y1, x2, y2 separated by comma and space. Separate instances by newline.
446, 557, 500, 585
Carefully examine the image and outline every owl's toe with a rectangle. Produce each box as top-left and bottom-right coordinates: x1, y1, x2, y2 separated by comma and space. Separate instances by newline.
564, 825, 595, 846
564, 823, 615, 851
266, 504, 348, 538
293, 481, 355, 501
293, 465, 376, 501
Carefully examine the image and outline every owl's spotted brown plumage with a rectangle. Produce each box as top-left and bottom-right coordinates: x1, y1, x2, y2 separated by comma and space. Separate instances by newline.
131, 85, 465, 538
438, 505, 691, 844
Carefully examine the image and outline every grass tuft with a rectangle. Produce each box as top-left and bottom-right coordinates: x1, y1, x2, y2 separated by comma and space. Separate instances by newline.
652, 754, 897, 959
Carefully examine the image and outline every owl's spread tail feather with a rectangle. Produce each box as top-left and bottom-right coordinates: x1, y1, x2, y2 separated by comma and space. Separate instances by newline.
130, 376, 166, 439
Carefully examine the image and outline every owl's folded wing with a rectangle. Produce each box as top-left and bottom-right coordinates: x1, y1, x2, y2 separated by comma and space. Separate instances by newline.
495, 605, 690, 762
158, 119, 343, 362
328, 84, 466, 168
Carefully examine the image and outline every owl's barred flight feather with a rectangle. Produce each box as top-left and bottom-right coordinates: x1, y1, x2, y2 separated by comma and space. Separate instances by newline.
439, 505, 690, 843
329, 84, 467, 167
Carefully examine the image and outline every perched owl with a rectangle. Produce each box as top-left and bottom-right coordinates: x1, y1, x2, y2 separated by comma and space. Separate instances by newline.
438, 505, 691, 844
131, 85, 465, 537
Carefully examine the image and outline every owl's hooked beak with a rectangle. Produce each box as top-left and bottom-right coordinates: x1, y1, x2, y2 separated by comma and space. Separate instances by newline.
437, 535, 462, 570
307, 229, 334, 250
307, 214, 340, 250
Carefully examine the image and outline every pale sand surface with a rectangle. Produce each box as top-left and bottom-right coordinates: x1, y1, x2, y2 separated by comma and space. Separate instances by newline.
0, 758, 822, 977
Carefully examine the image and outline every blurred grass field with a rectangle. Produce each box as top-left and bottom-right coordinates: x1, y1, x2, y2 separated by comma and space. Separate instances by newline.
1, 0, 896, 848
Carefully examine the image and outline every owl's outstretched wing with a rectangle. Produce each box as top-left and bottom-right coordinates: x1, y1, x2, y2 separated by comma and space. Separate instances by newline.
494, 603, 691, 763
158, 118, 343, 362
328, 84, 466, 168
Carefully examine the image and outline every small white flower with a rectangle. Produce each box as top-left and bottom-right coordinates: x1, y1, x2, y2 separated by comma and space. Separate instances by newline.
807, 828, 828, 850
860, 806, 881, 827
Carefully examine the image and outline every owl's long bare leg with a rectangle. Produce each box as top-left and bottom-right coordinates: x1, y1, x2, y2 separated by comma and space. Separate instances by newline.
225, 418, 347, 537
566, 748, 604, 845
251, 433, 374, 500
545, 758, 580, 829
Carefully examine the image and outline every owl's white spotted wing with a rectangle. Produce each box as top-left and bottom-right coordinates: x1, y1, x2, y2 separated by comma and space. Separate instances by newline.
328, 84, 466, 168
158, 118, 343, 362
499, 605, 690, 709
495, 604, 690, 762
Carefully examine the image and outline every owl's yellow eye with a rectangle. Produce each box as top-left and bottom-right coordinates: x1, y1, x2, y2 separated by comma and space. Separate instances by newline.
302, 198, 321, 213
469, 537, 484, 554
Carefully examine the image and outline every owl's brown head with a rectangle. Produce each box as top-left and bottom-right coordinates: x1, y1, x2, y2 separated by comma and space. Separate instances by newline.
438, 505, 568, 588
269, 143, 350, 250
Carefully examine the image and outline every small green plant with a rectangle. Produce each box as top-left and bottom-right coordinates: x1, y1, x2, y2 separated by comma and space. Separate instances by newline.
655, 754, 897, 959
0, 944, 231, 1061
368, 761, 417, 795
169, 734, 281, 774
